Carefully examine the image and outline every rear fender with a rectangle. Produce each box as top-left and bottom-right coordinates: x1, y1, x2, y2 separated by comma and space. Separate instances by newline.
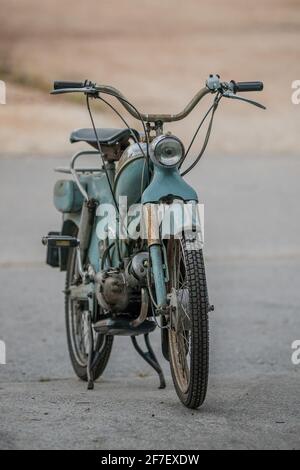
59, 217, 80, 271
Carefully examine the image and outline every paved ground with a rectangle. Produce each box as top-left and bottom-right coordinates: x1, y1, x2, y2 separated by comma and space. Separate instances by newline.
0, 154, 299, 449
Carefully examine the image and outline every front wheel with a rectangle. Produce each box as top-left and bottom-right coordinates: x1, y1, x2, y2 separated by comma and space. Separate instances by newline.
166, 235, 209, 409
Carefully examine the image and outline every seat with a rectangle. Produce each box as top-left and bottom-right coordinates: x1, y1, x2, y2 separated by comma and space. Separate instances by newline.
70, 128, 140, 149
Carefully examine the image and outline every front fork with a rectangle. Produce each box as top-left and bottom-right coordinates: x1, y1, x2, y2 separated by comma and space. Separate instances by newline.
149, 244, 167, 308
144, 204, 168, 309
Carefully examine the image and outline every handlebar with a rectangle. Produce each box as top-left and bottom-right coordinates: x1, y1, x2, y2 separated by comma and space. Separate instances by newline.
99, 85, 211, 123
51, 75, 264, 123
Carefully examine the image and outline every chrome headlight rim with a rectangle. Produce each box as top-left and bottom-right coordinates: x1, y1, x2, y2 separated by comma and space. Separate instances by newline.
149, 135, 185, 168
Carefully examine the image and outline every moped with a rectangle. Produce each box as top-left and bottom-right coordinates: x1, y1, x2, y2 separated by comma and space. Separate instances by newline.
42, 75, 264, 408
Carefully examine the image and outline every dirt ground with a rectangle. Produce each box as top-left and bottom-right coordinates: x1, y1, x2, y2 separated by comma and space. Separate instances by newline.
0, 0, 299, 156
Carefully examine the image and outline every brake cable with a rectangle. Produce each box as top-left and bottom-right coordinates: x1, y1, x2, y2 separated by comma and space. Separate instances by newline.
97, 94, 150, 202
97, 95, 148, 168
180, 92, 221, 169
86, 94, 123, 261
180, 93, 222, 177
96, 90, 151, 183
87, 91, 152, 259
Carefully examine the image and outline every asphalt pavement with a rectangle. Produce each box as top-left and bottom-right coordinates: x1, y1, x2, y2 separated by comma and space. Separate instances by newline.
0, 153, 299, 449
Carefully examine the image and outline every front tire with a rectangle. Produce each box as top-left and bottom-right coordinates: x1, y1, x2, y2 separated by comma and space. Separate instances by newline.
166, 235, 209, 409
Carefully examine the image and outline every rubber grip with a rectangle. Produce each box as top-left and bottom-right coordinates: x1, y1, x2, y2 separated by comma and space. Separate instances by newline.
232, 81, 264, 93
53, 81, 84, 90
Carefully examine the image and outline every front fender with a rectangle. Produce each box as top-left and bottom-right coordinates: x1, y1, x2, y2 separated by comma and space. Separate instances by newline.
141, 166, 198, 204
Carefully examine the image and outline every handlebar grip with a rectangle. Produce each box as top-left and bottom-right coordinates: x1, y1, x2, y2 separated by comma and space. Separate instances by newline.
231, 81, 263, 93
53, 81, 85, 90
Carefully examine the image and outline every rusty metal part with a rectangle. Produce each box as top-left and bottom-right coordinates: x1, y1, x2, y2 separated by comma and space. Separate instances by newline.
77, 199, 97, 271
131, 288, 149, 328
144, 204, 160, 247
95, 85, 211, 123
95, 269, 129, 313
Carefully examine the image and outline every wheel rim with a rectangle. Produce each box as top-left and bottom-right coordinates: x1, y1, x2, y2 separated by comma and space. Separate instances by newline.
69, 299, 91, 367
167, 239, 191, 395
67, 253, 100, 368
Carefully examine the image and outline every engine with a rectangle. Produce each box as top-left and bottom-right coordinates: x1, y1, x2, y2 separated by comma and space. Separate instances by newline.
95, 252, 149, 313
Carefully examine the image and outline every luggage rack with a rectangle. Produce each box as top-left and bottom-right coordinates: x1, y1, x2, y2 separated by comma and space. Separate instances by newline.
54, 167, 103, 174
54, 150, 103, 175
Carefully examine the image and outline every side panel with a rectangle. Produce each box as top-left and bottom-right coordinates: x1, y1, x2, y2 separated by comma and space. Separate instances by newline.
86, 173, 121, 272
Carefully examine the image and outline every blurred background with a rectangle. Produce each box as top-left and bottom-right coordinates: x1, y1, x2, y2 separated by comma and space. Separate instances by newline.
0, 0, 300, 450
0, 0, 299, 155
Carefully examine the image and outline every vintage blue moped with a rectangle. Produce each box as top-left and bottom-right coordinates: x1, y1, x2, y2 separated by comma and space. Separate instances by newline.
43, 75, 264, 408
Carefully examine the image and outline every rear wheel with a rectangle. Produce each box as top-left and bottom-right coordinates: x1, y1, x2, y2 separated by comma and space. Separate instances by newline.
65, 249, 113, 381
166, 235, 209, 409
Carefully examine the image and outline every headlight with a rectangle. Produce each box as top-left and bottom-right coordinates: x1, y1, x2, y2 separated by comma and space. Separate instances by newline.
150, 135, 184, 168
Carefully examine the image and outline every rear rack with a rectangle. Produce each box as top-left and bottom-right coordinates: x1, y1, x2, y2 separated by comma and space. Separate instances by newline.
54, 167, 103, 174
54, 150, 103, 175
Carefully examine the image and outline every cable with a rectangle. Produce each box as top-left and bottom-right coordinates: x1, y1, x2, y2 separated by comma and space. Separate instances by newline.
140, 158, 147, 200
86, 95, 120, 211
97, 95, 147, 161
98, 90, 151, 183
98, 95, 149, 199
179, 93, 221, 169
101, 242, 115, 270
86, 95, 122, 261
180, 94, 222, 177
97, 95, 151, 233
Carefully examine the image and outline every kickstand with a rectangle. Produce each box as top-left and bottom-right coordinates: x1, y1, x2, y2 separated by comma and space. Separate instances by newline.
131, 333, 166, 389
87, 312, 94, 390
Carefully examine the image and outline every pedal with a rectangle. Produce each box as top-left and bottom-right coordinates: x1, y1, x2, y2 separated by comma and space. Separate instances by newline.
42, 235, 80, 248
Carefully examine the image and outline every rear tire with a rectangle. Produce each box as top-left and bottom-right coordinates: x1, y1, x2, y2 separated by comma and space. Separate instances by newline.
65, 249, 113, 382
167, 235, 209, 409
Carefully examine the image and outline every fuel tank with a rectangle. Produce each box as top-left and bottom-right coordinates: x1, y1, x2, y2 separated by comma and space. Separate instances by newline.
114, 143, 150, 207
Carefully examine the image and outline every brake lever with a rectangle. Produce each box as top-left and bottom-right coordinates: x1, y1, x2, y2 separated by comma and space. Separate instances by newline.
222, 91, 266, 110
